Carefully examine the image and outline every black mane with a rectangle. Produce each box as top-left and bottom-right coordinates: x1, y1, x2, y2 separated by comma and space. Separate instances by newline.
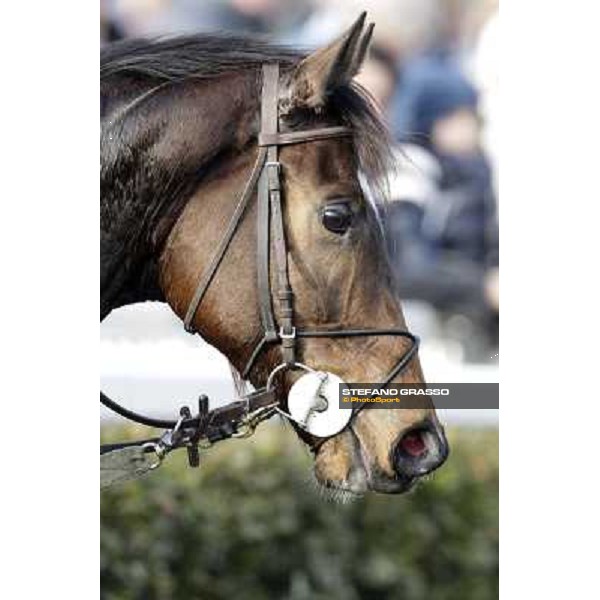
101, 33, 303, 85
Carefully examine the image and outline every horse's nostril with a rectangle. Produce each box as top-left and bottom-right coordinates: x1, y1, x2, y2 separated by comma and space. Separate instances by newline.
398, 430, 428, 458
394, 423, 449, 477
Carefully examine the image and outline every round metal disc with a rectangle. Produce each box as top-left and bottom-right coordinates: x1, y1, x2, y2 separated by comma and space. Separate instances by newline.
287, 372, 352, 437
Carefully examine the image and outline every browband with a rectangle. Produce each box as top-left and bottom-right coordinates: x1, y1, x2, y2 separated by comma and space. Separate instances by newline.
258, 127, 352, 147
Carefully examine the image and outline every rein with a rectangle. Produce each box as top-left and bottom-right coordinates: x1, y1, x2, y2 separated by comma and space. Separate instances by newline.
100, 63, 419, 486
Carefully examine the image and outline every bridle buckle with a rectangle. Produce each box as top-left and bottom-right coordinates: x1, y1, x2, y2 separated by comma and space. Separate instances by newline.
265, 161, 281, 172
279, 326, 296, 340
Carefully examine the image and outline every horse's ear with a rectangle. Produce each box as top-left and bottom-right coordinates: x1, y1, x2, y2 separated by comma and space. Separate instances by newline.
288, 13, 374, 111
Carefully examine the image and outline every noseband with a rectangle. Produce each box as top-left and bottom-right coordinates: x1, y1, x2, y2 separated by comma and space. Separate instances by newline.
100, 63, 419, 474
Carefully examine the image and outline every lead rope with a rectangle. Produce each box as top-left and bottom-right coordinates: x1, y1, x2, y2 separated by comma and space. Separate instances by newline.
101, 388, 279, 488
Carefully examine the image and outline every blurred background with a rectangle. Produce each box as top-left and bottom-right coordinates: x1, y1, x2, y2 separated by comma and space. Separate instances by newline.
101, 1, 498, 598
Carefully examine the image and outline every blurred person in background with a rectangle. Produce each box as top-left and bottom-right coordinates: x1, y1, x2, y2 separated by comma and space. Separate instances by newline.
387, 55, 498, 358
354, 25, 498, 359
354, 42, 400, 113
101, 0, 126, 43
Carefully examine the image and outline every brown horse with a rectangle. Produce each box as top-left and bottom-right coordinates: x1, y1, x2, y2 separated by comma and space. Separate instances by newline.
101, 15, 448, 496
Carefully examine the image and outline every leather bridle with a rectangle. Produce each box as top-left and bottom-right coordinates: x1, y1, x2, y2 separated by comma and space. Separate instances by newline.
100, 63, 419, 466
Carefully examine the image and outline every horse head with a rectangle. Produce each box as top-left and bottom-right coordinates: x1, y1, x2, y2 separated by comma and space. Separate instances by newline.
101, 14, 448, 496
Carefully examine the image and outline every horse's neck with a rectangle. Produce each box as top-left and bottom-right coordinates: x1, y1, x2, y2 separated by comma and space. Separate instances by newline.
100, 73, 258, 320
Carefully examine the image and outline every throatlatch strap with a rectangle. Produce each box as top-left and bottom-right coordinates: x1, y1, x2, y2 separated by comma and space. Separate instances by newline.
184, 145, 268, 332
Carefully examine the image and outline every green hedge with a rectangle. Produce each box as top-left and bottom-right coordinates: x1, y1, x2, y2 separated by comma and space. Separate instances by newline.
101, 424, 498, 600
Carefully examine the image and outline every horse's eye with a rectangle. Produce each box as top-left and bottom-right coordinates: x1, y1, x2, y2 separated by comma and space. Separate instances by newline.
321, 203, 353, 234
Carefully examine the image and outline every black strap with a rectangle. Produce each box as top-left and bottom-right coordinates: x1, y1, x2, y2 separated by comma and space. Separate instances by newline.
256, 63, 279, 344
260, 64, 296, 365
295, 328, 420, 386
